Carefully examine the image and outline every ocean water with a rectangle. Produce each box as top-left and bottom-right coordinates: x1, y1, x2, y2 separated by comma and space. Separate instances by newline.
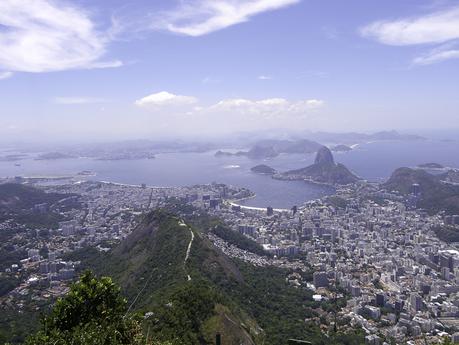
336, 139, 459, 182
1, 139, 458, 209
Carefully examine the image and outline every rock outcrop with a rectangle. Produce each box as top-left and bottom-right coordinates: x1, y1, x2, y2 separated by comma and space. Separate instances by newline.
278, 146, 359, 185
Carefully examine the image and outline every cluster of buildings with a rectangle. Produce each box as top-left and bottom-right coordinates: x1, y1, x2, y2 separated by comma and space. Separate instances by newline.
204, 182, 459, 344
0, 179, 251, 312
2, 176, 459, 344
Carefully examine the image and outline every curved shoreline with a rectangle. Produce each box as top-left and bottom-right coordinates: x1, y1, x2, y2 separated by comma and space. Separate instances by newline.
228, 201, 290, 213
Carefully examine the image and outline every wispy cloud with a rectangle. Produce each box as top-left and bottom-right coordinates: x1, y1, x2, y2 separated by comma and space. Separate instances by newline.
322, 26, 339, 40
413, 45, 459, 65
360, 5, 459, 65
360, 6, 459, 46
209, 97, 324, 117
258, 75, 272, 80
202, 76, 221, 84
54, 97, 108, 105
0, 0, 121, 74
152, 0, 301, 36
0, 71, 13, 80
297, 70, 329, 79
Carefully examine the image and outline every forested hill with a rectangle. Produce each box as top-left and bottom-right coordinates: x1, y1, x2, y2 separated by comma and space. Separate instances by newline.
67, 209, 364, 345
0, 183, 67, 212
384, 167, 459, 215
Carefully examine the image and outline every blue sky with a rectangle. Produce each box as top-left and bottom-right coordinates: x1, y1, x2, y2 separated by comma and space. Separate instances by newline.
0, 0, 458, 141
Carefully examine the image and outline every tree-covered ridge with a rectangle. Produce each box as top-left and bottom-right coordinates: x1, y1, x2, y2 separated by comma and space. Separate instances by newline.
384, 167, 459, 215
0, 183, 66, 211
0, 183, 80, 229
63, 209, 365, 345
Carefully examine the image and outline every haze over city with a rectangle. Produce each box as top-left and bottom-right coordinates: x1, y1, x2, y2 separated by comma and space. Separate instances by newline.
3, 2, 459, 345
1, 0, 459, 142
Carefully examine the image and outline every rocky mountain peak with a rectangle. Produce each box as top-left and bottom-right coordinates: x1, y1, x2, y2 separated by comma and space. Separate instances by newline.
314, 146, 335, 165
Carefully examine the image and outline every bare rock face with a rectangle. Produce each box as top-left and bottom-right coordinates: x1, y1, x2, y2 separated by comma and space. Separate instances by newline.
314, 146, 335, 165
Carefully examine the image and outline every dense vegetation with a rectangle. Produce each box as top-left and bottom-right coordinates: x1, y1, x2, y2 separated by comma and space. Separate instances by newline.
0, 310, 41, 344
211, 223, 267, 256
0, 183, 65, 210
324, 196, 349, 209
24, 271, 171, 345
384, 167, 459, 215
0, 276, 20, 297
65, 209, 364, 345
433, 226, 459, 243
0, 183, 80, 228
0, 193, 364, 344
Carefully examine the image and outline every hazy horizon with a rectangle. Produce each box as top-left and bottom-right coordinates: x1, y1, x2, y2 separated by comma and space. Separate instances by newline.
1, 0, 459, 142
1, 128, 458, 148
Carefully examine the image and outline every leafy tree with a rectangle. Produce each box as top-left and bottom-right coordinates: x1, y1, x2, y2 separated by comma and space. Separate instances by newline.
441, 336, 453, 345
25, 271, 148, 345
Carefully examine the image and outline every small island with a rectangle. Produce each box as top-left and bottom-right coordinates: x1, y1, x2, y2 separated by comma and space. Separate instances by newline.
251, 164, 277, 175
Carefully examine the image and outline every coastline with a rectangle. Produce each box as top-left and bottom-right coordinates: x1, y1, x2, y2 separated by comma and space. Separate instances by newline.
272, 174, 337, 189
227, 200, 290, 213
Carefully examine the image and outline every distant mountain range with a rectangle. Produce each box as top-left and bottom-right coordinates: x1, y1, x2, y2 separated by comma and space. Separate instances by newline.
294, 130, 425, 144
215, 130, 423, 160
5, 130, 424, 163
216, 139, 322, 159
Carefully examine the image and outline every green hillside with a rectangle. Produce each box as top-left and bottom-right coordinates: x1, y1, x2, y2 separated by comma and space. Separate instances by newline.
384, 167, 459, 215
67, 210, 364, 345
0, 183, 79, 228
69, 211, 260, 344
0, 183, 66, 211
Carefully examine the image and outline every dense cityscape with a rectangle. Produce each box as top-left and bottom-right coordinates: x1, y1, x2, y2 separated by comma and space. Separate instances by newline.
1, 171, 459, 344
2, 0, 459, 343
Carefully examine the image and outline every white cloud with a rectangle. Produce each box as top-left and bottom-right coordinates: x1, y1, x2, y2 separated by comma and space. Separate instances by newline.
360, 6, 459, 66
304, 99, 324, 108
132, 93, 325, 136
54, 97, 108, 105
413, 45, 459, 65
0, 0, 121, 73
360, 6, 459, 46
135, 91, 198, 108
153, 0, 300, 36
0, 71, 13, 80
134, 92, 324, 123
258, 75, 272, 80
209, 97, 324, 117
